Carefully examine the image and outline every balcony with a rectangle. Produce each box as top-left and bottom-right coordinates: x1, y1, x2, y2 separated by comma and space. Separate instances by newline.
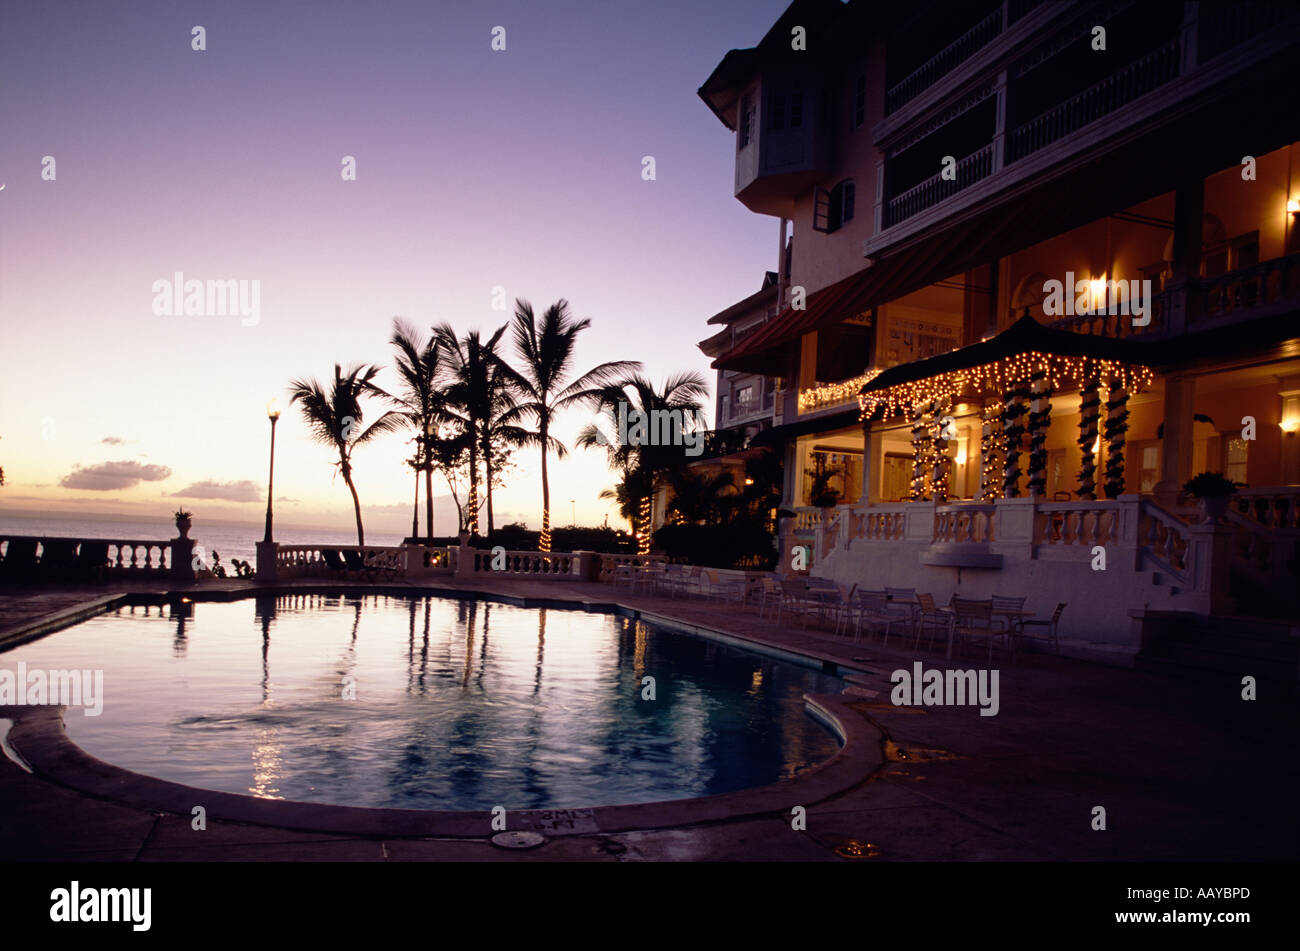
1006, 39, 1181, 163
886, 7, 1004, 115
1048, 252, 1300, 339
883, 144, 994, 228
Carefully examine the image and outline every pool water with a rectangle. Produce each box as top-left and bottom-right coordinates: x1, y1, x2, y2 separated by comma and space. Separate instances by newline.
2, 595, 842, 810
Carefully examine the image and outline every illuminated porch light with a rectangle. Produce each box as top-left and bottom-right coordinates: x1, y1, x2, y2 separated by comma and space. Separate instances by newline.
1288, 198, 1300, 214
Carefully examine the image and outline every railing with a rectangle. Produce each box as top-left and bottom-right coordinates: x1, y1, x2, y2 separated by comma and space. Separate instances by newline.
1200, 1, 1299, 61
275, 544, 408, 579
468, 548, 576, 576
886, 7, 1003, 114
596, 552, 667, 582
1192, 253, 1300, 325
791, 507, 823, 534
0, 535, 173, 579
935, 503, 997, 543
847, 504, 908, 542
1137, 500, 1191, 585
1033, 501, 1118, 548
1048, 293, 1167, 338
1007, 38, 1180, 162
1232, 488, 1300, 531
883, 143, 994, 228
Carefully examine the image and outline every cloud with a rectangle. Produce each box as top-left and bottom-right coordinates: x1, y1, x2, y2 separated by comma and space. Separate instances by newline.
60, 460, 172, 491
275, 495, 299, 503
170, 480, 262, 502
100, 436, 126, 445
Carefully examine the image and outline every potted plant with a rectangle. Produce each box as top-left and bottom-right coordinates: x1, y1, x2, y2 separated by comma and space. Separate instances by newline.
174, 509, 193, 538
1182, 472, 1240, 524
804, 461, 844, 526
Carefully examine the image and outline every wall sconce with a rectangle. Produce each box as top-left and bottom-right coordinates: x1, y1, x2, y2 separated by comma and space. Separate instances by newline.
1282, 394, 1300, 433
1288, 198, 1300, 215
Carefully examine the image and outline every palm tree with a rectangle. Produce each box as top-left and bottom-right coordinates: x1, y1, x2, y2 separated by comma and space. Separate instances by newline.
432, 323, 512, 536
510, 299, 641, 551
388, 318, 448, 540
477, 372, 530, 538
288, 363, 404, 545
578, 371, 709, 553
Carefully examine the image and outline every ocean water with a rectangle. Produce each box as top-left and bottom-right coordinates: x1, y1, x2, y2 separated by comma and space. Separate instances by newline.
0, 513, 403, 568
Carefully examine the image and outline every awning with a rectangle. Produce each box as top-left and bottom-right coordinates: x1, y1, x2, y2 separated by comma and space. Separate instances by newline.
858, 315, 1158, 418
713, 268, 879, 374
749, 406, 863, 447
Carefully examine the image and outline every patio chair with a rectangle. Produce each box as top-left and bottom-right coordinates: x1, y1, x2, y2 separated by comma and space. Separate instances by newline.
655, 564, 690, 599
0, 538, 40, 584
342, 549, 377, 580
806, 577, 852, 631
775, 578, 814, 629
612, 563, 636, 589
700, 569, 748, 605
73, 541, 110, 583
991, 594, 1028, 634
846, 590, 901, 645
321, 549, 348, 578
951, 597, 1012, 663
755, 576, 784, 619
38, 540, 79, 583
884, 586, 917, 603
1018, 603, 1066, 655
912, 592, 954, 652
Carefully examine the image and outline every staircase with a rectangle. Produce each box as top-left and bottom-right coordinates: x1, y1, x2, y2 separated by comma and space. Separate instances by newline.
1136, 613, 1300, 701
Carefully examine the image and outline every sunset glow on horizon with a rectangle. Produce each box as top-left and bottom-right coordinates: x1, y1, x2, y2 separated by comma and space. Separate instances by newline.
0, 0, 788, 534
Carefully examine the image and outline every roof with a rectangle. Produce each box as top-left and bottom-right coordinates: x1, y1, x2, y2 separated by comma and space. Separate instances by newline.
712, 267, 878, 374
707, 272, 778, 326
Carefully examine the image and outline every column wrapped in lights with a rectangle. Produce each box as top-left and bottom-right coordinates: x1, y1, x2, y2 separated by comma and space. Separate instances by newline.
636, 496, 652, 555
1026, 369, 1052, 498
931, 396, 952, 503
910, 400, 930, 501
1076, 378, 1102, 500
980, 401, 1004, 500
1001, 380, 1030, 498
1103, 382, 1130, 499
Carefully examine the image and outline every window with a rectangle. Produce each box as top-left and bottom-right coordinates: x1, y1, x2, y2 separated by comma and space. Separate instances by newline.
1138, 444, 1160, 493
814, 179, 856, 233
739, 95, 754, 150
852, 74, 865, 128
1224, 437, 1248, 484
769, 94, 785, 130
735, 385, 754, 414
790, 93, 803, 128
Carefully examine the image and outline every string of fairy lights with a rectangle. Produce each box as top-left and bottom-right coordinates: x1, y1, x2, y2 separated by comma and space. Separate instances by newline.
800, 369, 882, 412
858, 352, 1154, 420
858, 351, 1153, 499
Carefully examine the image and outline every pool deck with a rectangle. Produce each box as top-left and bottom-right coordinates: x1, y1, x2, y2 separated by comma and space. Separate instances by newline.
0, 576, 1296, 862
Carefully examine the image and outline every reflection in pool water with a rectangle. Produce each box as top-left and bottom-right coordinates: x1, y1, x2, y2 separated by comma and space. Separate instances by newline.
3, 595, 842, 810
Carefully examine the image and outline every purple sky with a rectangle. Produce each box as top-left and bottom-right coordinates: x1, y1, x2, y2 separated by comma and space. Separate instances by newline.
0, 0, 790, 533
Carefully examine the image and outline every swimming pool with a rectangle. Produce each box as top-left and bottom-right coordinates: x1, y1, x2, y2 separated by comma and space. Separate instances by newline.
2, 594, 843, 811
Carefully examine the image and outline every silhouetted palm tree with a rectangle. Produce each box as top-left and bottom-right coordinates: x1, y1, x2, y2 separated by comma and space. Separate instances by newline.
510, 299, 640, 551
433, 323, 513, 536
388, 318, 449, 540
578, 371, 708, 552
288, 363, 403, 545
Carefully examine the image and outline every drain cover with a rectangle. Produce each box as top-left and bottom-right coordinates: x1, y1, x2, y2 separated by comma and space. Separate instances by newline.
491, 831, 546, 850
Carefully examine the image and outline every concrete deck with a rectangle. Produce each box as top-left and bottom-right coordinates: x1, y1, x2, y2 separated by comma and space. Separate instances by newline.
0, 575, 1295, 861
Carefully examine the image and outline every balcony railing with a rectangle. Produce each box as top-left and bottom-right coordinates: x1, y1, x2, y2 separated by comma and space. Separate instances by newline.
1051, 253, 1300, 340
886, 7, 1004, 115
1192, 253, 1300, 325
1199, 2, 1298, 62
884, 143, 995, 228
1007, 38, 1180, 162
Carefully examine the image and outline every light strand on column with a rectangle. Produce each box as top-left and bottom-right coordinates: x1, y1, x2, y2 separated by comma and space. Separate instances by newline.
1103, 383, 1130, 499
1076, 378, 1101, 500
1027, 369, 1052, 498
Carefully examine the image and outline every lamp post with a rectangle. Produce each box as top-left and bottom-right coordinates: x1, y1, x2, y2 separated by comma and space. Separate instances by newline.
256, 399, 281, 580
263, 399, 281, 543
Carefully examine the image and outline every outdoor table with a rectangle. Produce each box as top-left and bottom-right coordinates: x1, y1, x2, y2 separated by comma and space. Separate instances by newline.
944, 607, 1033, 660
